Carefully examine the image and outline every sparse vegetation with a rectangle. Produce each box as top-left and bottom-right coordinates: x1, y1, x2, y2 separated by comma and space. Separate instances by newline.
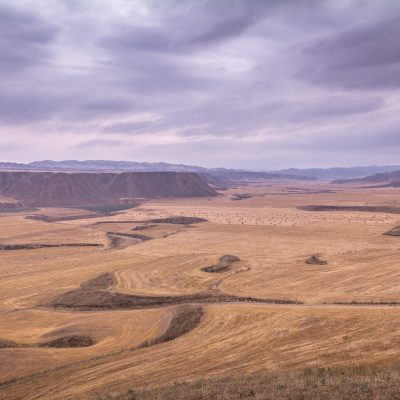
3, 181, 400, 399
0, 243, 102, 250
383, 226, 400, 236
38, 335, 95, 348
97, 364, 400, 400
202, 254, 240, 273
50, 286, 301, 310
299, 205, 400, 214
305, 254, 328, 265
69, 204, 139, 214
139, 305, 203, 348
148, 216, 208, 224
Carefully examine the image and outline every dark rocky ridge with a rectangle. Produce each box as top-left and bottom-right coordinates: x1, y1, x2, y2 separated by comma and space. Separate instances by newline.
332, 170, 400, 187
0, 171, 216, 207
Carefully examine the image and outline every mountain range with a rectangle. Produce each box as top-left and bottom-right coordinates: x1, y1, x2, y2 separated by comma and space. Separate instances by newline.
2, 160, 400, 181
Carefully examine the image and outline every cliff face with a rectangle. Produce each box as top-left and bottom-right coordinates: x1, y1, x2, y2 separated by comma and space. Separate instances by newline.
0, 171, 216, 207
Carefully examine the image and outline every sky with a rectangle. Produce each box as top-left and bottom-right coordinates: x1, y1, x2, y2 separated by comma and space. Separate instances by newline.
1, 0, 400, 170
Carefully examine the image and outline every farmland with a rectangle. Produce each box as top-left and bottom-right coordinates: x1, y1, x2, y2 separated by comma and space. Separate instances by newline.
1, 181, 400, 399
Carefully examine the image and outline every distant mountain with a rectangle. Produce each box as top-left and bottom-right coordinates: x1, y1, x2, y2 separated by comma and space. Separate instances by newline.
275, 166, 400, 180
0, 160, 315, 184
0, 171, 216, 207
2, 160, 399, 182
333, 170, 400, 187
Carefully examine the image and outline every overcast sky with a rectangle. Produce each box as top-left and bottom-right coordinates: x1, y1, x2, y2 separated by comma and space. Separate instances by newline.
1, 0, 400, 169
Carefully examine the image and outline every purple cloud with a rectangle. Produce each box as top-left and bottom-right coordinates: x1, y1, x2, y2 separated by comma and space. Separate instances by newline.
0, 0, 399, 168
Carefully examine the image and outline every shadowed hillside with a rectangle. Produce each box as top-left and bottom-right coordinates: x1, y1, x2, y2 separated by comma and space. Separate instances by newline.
333, 170, 400, 187
0, 171, 216, 207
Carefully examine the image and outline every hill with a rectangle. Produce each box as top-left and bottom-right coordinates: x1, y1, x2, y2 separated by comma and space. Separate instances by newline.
276, 165, 400, 180
332, 170, 400, 187
0, 160, 315, 183
0, 171, 216, 207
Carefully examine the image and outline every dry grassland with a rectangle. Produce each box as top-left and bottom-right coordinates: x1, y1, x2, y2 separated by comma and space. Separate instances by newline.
1, 181, 400, 399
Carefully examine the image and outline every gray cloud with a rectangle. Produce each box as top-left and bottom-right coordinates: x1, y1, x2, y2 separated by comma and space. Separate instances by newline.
0, 0, 399, 168
0, 3, 57, 75
298, 14, 400, 89
75, 139, 126, 148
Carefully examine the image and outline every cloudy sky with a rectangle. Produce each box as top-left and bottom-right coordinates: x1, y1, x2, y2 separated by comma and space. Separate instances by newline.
1, 0, 400, 169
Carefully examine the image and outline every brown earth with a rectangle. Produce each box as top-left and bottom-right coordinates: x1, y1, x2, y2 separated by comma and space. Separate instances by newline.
4, 181, 400, 399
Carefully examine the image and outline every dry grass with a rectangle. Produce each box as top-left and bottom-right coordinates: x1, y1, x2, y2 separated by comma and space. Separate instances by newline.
3, 182, 400, 399
101, 364, 400, 400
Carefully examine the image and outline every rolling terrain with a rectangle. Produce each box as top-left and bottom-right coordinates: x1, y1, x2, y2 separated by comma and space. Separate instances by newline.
333, 170, 400, 188
2, 180, 400, 399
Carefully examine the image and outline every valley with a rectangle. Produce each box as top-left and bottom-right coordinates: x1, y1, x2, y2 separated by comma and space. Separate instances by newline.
1, 180, 400, 399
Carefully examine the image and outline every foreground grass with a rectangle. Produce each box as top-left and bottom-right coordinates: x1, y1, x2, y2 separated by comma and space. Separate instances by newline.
96, 365, 400, 400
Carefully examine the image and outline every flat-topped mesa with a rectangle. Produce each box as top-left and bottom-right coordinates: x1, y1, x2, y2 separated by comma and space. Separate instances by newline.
0, 171, 216, 207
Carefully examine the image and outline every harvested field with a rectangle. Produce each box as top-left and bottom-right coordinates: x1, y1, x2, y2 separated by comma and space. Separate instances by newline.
4, 181, 400, 399
5, 304, 400, 399
0, 308, 168, 382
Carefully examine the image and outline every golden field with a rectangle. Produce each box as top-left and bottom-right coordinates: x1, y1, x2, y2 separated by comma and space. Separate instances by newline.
2, 181, 400, 399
